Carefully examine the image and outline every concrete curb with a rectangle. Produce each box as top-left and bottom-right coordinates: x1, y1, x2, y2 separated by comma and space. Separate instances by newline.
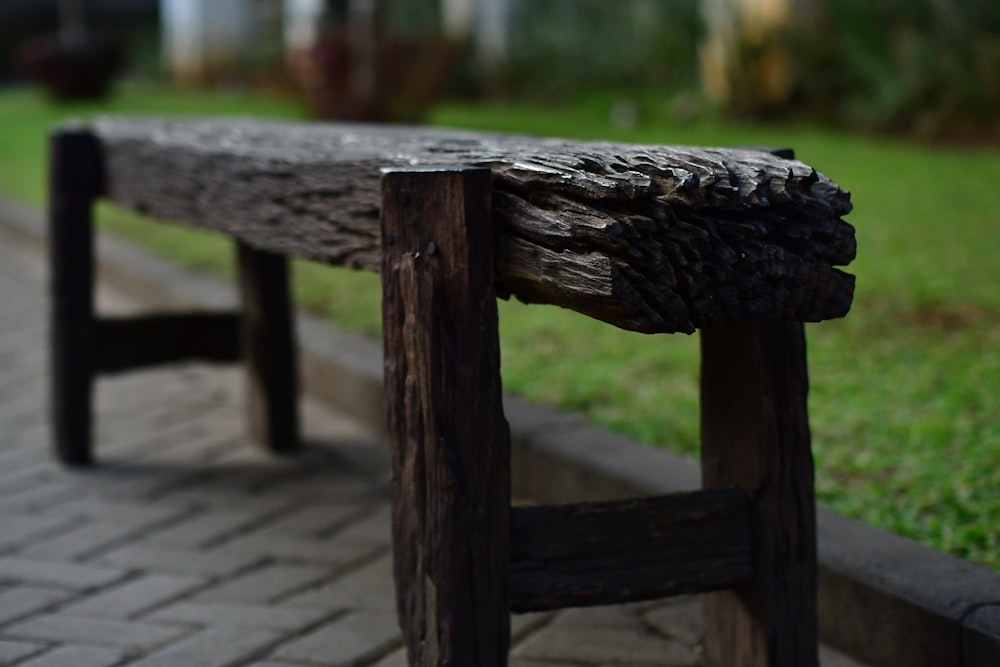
3, 195, 998, 666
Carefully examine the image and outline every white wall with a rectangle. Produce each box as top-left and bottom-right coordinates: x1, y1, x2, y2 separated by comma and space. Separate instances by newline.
161, 0, 254, 82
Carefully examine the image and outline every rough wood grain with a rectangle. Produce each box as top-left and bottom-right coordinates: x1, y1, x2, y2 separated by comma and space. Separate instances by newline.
95, 312, 241, 373
48, 126, 102, 467
509, 489, 752, 612
91, 117, 855, 334
700, 322, 818, 667
381, 167, 510, 666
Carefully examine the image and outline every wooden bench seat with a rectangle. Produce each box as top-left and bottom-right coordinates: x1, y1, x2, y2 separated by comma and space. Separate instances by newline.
47, 118, 856, 667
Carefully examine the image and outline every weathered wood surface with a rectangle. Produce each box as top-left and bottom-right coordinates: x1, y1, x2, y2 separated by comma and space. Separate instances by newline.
91, 117, 855, 334
381, 167, 510, 665
509, 489, 752, 612
95, 312, 241, 373
700, 322, 818, 667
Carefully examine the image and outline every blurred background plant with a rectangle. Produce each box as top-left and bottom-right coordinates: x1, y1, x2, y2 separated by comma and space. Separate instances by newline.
1, 0, 997, 139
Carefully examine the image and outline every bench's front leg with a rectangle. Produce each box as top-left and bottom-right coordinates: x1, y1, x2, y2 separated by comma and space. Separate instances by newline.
381, 166, 511, 666
49, 128, 102, 466
237, 241, 300, 454
700, 321, 818, 667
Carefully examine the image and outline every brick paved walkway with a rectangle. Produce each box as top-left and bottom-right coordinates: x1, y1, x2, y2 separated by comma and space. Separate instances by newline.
0, 226, 865, 667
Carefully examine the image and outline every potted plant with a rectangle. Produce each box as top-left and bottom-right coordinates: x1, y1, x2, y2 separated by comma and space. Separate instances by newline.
17, 0, 125, 101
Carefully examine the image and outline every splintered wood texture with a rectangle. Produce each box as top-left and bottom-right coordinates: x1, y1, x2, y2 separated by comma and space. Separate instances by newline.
92, 117, 855, 334
509, 489, 752, 612
381, 168, 510, 665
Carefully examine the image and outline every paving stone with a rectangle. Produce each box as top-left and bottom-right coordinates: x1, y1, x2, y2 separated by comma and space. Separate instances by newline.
330, 506, 391, 546
0, 586, 73, 626
284, 555, 395, 611
96, 543, 262, 577
274, 610, 401, 666
18, 521, 145, 561
513, 615, 701, 666
18, 644, 127, 667
820, 645, 872, 667
256, 502, 369, 537
61, 574, 208, 619
0, 480, 79, 514
512, 612, 556, 643
212, 531, 380, 568
142, 510, 273, 549
0, 464, 53, 498
3, 613, 187, 651
194, 563, 332, 604
370, 648, 408, 667
643, 596, 704, 648
126, 627, 284, 667
40, 498, 195, 530
0, 638, 48, 664
146, 601, 331, 631
0, 513, 76, 552
0, 557, 129, 590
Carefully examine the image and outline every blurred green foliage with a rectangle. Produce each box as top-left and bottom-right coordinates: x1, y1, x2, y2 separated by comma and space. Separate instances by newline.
499, 0, 702, 98
790, 0, 1000, 136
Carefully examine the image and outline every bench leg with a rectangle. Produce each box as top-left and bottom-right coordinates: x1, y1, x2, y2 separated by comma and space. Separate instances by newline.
381, 167, 510, 666
48, 128, 102, 466
700, 322, 818, 667
236, 241, 300, 454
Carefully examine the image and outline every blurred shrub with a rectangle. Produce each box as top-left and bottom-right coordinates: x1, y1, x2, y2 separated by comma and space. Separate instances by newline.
500, 0, 702, 99
17, 32, 125, 101
776, 0, 1000, 136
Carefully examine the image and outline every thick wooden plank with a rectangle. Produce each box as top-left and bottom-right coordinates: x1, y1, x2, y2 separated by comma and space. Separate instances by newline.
94, 312, 241, 374
236, 241, 300, 454
700, 322, 818, 667
381, 166, 510, 666
92, 117, 855, 333
509, 489, 752, 612
48, 126, 103, 467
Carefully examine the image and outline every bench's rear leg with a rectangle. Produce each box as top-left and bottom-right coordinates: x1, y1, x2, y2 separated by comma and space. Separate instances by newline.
49, 128, 102, 466
700, 322, 818, 667
236, 241, 300, 454
381, 167, 511, 666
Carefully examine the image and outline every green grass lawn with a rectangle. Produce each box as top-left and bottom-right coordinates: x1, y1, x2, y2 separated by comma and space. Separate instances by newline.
1, 84, 998, 569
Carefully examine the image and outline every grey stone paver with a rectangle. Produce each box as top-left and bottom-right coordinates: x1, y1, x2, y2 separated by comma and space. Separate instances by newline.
513, 606, 702, 666
273, 610, 402, 666
0, 557, 129, 591
18, 522, 148, 561
3, 613, 187, 652
0, 638, 48, 664
0, 513, 75, 552
0, 586, 73, 626
0, 222, 876, 667
18, 645, 128, 667
140, 509, 274, 549
95, 543, 262, 577
283, 554, 396, 612
211, 530, 381, 569
145, 601, 331, 631
643, 597, 704, 648
125, 627, 284, 667
192, 563, 333, 604
61, 574, 208, 619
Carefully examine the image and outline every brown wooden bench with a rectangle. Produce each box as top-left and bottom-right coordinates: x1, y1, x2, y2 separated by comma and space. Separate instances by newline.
48, 118, 855, 667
